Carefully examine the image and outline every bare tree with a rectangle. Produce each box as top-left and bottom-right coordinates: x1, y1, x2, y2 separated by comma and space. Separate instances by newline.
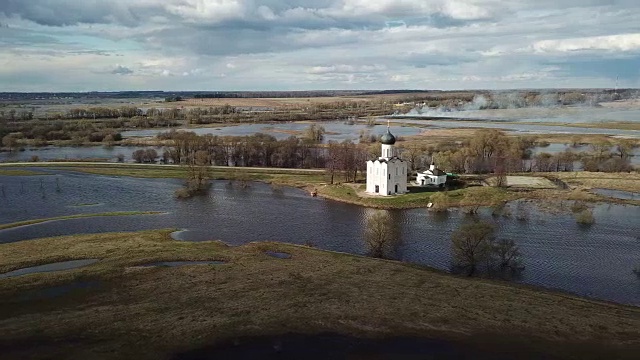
304, 124, 325, 143
364, 211, 401, 259
175, 149, 211, 198
451, 221, 494, 276
491, 238, 522, 271
2, 134, 19, 152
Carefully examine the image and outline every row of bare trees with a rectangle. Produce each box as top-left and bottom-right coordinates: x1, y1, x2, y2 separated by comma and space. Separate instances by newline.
406, 129, 636, 174
127, 128, 636, 178
148, 132, 374, 184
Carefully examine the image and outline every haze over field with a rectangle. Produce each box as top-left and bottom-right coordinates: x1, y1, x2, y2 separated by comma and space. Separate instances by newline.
1, 0, 640, 91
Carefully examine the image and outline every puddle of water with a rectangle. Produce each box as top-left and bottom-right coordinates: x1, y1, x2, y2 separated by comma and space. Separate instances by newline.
0, 259, 99, 279
139, 261, 226, 267
69, 203, 103, 208
592, 188, 639, 200
265, 251, 292, 259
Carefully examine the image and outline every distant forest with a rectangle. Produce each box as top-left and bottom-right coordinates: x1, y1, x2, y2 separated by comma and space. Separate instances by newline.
0, 90, 429, 101
1, 88, 636, 101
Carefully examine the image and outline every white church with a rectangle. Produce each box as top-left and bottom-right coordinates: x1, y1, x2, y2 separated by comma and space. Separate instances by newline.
366, 124, 408, 196
416, 161, 448, 187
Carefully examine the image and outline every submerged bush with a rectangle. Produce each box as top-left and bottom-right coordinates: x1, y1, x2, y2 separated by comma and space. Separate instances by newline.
364, 211, 400, 259
575, 209, 595, 225
174, 182, 211, 199
451, 221, 524, 278
570, 201, 588, 214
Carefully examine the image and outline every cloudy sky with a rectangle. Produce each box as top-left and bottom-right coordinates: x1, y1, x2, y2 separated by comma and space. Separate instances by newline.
1, 0, 639, 91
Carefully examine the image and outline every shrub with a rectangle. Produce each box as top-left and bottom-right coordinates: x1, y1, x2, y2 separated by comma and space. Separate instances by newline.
570, 201, 588, 213
429, 192, 450, 212
575, 209, 595, 225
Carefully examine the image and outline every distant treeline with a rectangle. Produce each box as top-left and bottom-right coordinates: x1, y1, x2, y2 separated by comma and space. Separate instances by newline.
122, 128, 637, 177
2, 88, 639, 101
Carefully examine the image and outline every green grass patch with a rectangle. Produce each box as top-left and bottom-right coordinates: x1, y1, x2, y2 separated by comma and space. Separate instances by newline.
317, 184, 512, 209
0, 211, 165, 231
0, 169, 48, 176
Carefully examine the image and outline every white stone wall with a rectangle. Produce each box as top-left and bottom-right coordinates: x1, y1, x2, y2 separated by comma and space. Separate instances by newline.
381, 144, 395, 159
367, 159, 407, 196
417, 173, 447, 186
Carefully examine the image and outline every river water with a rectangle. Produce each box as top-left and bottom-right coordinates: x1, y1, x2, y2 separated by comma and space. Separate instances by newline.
121, 121, 423, 142
0, 169, 638, 306
0, 145, 168, 163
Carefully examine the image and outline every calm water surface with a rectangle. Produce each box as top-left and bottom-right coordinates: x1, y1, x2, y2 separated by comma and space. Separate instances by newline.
121, 121, 423, 142
0, 145, 168, 163
0, 170, 638, 305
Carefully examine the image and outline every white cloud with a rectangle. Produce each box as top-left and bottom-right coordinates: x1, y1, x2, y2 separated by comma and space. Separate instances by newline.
164, 0, 246, 23
307, 64, 386, 75
390, 74, 411, 82
532, 33, 640, 53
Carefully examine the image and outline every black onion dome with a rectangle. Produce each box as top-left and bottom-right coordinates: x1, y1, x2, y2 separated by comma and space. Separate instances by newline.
380, 129, 396, 145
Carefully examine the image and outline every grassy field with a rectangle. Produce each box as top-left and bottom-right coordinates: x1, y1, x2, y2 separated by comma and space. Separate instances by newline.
0, 230, 638, 359
546, 171, 640, 193
315, 183, 482, 209
403, 128, 640, 148
0, 211, 165, 231
0, 163, 327, 188
165, 92, 436, 109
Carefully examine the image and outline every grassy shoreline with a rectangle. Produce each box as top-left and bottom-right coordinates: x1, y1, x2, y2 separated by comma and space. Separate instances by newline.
0, 229, 638, 359
0, 211, 165, 231
0, 169, 49, 176
1, 162, 638, 209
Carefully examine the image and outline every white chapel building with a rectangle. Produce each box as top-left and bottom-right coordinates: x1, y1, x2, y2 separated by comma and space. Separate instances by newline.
366, 124, 408, 196
416, 161, 448, 187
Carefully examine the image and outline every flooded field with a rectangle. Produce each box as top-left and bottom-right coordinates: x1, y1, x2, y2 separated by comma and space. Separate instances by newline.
1, 170, 638, 305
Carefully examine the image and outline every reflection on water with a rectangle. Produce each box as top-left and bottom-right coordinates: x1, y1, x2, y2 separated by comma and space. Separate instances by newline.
0, 170, 639, 305
0, 145, 168, 163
